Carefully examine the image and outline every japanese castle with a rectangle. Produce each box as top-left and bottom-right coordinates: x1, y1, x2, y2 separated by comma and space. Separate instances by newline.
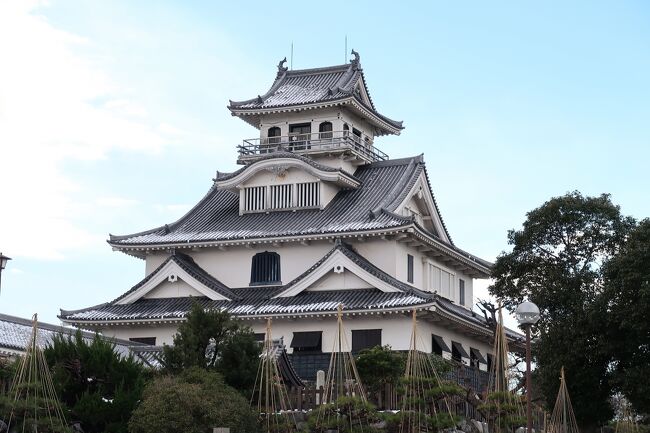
60, 52, 507, 380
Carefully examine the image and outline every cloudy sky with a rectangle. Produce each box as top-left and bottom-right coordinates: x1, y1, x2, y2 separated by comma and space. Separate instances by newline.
0, 1, 648, 326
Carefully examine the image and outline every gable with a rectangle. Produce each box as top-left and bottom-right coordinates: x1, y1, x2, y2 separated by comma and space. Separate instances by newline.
274, 248, 402, 298
396, 171, 451, 244
307, 268, 374, 291
143, 278, 205, 299
116, 259, 231, 305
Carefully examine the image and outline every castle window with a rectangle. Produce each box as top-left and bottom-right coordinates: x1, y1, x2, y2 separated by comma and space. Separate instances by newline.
289, 123, 311, 151
296, 182, 320, 208
319, 121, 333, 139
270, 184, 293, 209
129, 337, 156, 346
352, 128, 362, 144
427, 263, 454, 298
290, 331, 322, 353
451, 341, 469, 363
407, 254, 414, 283
459, 279, 466, 306
243, 186, 266, 212
351, 329, 381, 352
250, 251, 281, 285
343, 123, 349, 136
267, 126, 281, 145
432, 334, 450, 356
470, 348, 486, 368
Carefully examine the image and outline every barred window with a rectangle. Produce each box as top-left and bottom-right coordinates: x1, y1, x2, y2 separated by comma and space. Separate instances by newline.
250, 251, 281, 285
270, 184, 292, 209
243, 186, 266, 212
296, 182, 320, 208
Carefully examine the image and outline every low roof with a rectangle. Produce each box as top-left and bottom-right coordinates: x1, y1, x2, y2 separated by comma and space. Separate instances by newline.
0, 313, 143, 359
228, 52, 403, 135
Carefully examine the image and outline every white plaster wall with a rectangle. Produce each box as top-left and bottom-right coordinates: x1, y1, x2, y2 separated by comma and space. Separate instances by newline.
97, 324, 180, 346
308, 269, 373, 291
353, 238, 397, 277
145, 254, 167, 275
143, 278, 204, 299
244, 314, 492, 363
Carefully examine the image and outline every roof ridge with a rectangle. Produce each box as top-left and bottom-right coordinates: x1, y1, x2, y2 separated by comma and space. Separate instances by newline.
370, 157, 420, 216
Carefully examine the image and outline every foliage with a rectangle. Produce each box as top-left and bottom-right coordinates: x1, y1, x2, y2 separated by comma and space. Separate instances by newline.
602, 219, 650, 415
162, 302, 260, 392
355, 345, 405, 396
43, 331, 149, 433
489, 191, 635, 430
478, 391, 526, 432
128, 367, 257, 433
307, 396, 380, 433
0, 380, 72, 432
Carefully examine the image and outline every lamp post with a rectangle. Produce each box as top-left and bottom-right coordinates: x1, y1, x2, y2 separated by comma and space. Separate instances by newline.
515, 300, 540, 433
0, 253, 11, 294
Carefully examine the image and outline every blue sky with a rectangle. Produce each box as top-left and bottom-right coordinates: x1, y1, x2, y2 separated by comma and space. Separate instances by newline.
0, 1, 648, 325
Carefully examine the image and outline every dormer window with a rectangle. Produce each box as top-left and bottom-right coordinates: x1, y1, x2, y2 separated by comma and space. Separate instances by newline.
251, 251, 281, 285
242, 181, 321, 213
319, 121, 333, 139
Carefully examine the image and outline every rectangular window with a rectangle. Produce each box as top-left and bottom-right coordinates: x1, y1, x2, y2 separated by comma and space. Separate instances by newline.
129, 337, 156, 346
351, 329, 382, 352
431, 334, 450, 356
254, 333, 266, 342
270, 184, 292, 209
451, 341, 469, 363
427, 263, 454, 298
407, 254, 414, 283
470, 348, 487, 368
296, 182, 320, 208
290, 331, 322, 353
243, 186, 266, 212
459, 279, 466, 306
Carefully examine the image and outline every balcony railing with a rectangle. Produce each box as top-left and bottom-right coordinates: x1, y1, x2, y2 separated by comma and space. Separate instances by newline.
237, 131, 388, 163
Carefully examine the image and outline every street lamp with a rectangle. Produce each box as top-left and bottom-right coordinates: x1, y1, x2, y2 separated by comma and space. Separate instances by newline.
516, 300, 540, 433
0, 252, 12, 294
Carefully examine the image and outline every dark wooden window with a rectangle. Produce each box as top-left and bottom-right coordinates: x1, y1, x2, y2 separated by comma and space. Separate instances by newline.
267, 126, 281, 145
254, 333, 266, 342
451, 341, 469, 363
431, 334, 450, 356
290, 331, 322, 353
459, 279, 466, 306
319, 121, 333, 139
343, 123, 350, 136
129, 337, 156, 346
407, 254, 414, 283
352, 127, 362, 144
351, 329, 381, 352
289, 123, 311, 150
470, 348, 486, 368
250, 251, 281, 285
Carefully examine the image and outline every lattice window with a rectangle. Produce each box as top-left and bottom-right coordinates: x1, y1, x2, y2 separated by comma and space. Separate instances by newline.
296, 182, 320, 208
243, 186, 266, 212
270, 184, 292, 209
250, 251, 281, 285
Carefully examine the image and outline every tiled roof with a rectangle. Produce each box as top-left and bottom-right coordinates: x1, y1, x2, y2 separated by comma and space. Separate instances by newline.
109, 156, 423, 247
0, 313, 143, 359
228, 54, 403, 132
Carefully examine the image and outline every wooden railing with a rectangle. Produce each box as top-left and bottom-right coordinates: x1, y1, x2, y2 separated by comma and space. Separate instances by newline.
237, 131, 389, 163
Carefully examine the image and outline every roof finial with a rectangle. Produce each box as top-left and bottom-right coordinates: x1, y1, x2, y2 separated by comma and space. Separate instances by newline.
277, 57, 288, 77
350, 49, 360, 65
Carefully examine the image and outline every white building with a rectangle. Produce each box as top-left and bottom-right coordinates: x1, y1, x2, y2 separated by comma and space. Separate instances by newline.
60, 52, 513, 381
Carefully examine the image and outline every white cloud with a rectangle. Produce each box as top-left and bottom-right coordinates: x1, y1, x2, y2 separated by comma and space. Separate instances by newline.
0, 1, 174, 260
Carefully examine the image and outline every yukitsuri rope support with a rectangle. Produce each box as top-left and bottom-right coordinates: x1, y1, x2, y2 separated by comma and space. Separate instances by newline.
615, 399, 639, 433
483, 305, 525, 433
547, 367, 580, 433
312, 304, 371, 433
251, 318, 297, 433
399, 309, 455, 433
4, 314, 70, 432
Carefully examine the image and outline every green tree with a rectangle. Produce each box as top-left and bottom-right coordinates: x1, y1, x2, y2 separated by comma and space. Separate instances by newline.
162, 302, 260, 391
355, 345, 405, 397
602, 219, 650, 415
489, 192, 635, 431
43, 331, 149, 433
128, 367, 257, 433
